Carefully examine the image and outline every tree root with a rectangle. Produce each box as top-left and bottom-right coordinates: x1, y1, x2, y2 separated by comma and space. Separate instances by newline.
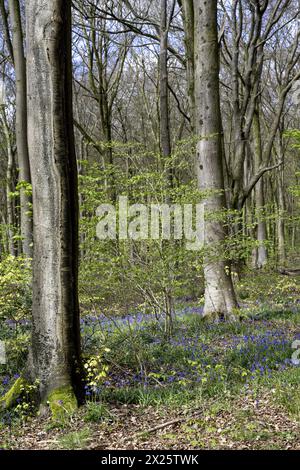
202, 311, 238, 323
0, 379, 78, 424
46, 385, 78, 423
0, 377, 28, 410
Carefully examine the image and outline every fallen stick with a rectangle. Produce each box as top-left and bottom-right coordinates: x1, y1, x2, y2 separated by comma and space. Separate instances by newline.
127, 410, 204, 441
278, 268, 300, 276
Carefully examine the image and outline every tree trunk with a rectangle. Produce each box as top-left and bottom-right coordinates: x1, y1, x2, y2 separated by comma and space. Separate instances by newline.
26, 0, 82, 405
1, 110, 17, 256
180, 0, 195, 131
277, 166, 286, 266
194, 0, 238, 320
160, 0, 172, 188
256, 179, 268, 268
252, 110, 267, 268
9, 0, 33, 257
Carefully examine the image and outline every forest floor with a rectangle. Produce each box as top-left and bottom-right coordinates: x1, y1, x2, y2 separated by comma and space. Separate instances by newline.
1, 385, 299, 450
0, 270, 300, 450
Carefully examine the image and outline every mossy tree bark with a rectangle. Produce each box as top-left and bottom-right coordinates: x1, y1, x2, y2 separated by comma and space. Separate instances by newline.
194, 0, 238, 320
0, 378, 28, 410
25, 0, 83, 406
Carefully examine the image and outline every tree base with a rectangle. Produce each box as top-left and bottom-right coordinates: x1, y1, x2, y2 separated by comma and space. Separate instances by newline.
46, 385, 78, 423
202, 310, 238, 323
0, 379, 78, 424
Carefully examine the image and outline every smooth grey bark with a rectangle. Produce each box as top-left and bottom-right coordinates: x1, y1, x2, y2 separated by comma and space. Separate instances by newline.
256, 178, 268, 268
26, 0, 82, 402
194, 0, 238, 319
252, 110, 267, 269
277, 169, 286, 265
159, 0, 174, 335
159, 0, 172, 187
8, 0, 33, 257
277, 135, 286, 266
179, 0, 195, 130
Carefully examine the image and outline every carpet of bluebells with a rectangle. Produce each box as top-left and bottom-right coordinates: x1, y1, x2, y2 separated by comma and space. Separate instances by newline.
78, 306, 300, 402
1, 268, 300, 449
1, 303, 300, 411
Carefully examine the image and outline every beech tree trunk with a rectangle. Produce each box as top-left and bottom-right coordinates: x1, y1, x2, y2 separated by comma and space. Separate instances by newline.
253, 110, 267, 268
194, 0, 238, 320
180, 0, 195, 130
256, 179, 268, 268
277, 165, 286, 266
9, 0, 33, 257
26, 0, 82, 403
160, 0, 172, 187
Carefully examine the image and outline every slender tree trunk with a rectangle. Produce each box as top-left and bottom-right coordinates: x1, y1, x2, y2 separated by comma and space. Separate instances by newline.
9, 0, 33, 257
194, 0, 238, 320
277, 166, 286, 266
6, 149, 16, 257
291, 225, 296, 252
277, 174, 286, 265
252, 110, 267, 268
256, 178, 268, 267
160, 0, 173, 189
180, 0, 195, 131
26, 0, 82, 404
1, 111, 16, 256
159, 0, 174, 334
276, 131, 286, 265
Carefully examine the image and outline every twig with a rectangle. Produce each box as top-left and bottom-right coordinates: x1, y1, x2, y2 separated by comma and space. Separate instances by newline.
127, 410, 205, 440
